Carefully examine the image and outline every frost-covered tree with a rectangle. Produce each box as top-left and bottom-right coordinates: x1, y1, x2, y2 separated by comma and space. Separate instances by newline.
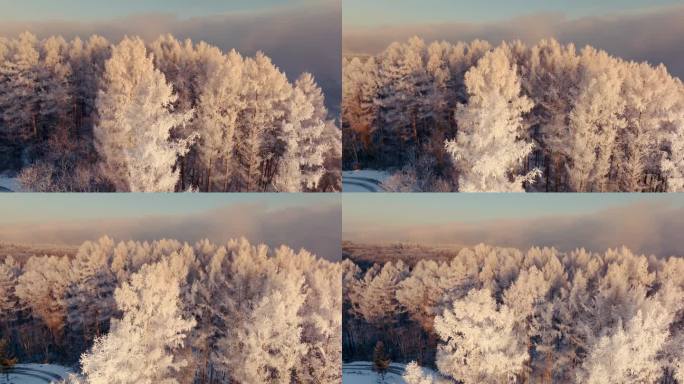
36, 36, 73, 139
342, 56, 379, 166
343, 37, 684, 192
0, 256, 20, 323
94, 37, 194, 192
1, 32, 339, 192
345, 243, 684, 383
403, 361, 453, 384
348, 260, 409, 324
234, 53, 291, 191
434, 289, 528, 384
320, 119, 343, 191
0, 32, 40, 140
396, 258, 470, 332
658, 81, 684, 192
80, 253, 196, 384
578, 298, 673, 383
524, 39, 581, 190
185, 238, 340, 383
273, 89, 306, 192
566, 48, 626, 192
15, 255, 72, 340
211, 240, 306, 383
374, 37, 433, 165
66, 237, 117, 343
295, 73, 330, 190
446, 46, 538, 192
194, 50, 245, 191
283, 249, 343, 383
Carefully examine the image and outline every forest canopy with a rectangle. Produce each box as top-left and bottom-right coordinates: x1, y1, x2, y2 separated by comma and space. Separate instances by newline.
0, 236, 342, 383
0, 32, 341, 192
342, 37, 684, 192
343, 243, 684, 384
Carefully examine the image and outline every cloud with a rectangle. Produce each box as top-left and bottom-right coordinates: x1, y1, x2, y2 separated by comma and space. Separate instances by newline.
343, 4, 684, 80
0, 202, 342, 261
0, 0, 341, 113
344, 201, 684, 258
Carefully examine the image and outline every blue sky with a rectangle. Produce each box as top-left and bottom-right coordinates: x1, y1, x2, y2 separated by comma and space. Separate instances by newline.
0, 0, 309, 21
0, 193, 336, 224
344, 0, 681, 28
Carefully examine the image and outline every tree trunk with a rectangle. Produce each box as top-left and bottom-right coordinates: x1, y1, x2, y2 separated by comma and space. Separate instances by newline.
206, 157, 213, 192
224, 158, 231, 192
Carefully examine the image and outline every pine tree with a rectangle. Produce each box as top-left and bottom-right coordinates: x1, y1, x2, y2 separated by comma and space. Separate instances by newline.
234, 53, 291, 191
342, 56, 378, 166
0, 256, 20, 325
195, 49, 245, 191
15, 255, 73, 342
65, 35, 110, 146
372, 341, 391, 382
37, 36, 73, 140
284, 249, 343, 383
94, 37, 194, 192
348, 260, 409, 325
434, 289, 527, 384
211, 239, 307, 383
525, 39, 581, 191
65, 237, 117, 347
566, 48, 626, 192
446, 46, 539, 192
0, 32, 40, 141
374, 37, 432, 165
80, 253, 196, 384
578, 299, 673, 383
295, 73, 331, 190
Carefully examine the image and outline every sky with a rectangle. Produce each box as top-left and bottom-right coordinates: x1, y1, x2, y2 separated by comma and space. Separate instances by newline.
0, 0, 341, 112
0, 0, 310, 21
343, 0, 681, 28
0, 194, 341, 261
343, 194, 684, 258
343, 1, 684, 80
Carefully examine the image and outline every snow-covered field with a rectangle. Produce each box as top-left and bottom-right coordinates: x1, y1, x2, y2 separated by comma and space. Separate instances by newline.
342, 170, 391, 192
0, 364, 73, 383
343, 362, 407, 384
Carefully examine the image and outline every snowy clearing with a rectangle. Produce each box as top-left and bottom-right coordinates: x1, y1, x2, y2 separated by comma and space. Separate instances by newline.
343, 362, 440, 384
0, 364, 73, 383
343, 362, 408, 384
342, 170, 390, 192
0, 175, 20, 192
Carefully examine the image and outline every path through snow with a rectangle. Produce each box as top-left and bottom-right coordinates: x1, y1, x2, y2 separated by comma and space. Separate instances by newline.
0, 364, 73, 383
342, 170, 390, 192
343, 362, 407, 384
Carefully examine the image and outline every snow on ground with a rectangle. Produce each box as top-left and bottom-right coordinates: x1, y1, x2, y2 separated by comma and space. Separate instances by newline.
343, 362, 408, 384
343, 170, 391, 192
0, 175, 21, 192
0, 364, 73, 383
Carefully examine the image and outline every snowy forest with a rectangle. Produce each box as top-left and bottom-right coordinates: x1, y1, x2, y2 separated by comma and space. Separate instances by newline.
343, 243, 684, 383
0, 236, 342, 383
0, 32, 341, 192
342, 37, 684, 192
